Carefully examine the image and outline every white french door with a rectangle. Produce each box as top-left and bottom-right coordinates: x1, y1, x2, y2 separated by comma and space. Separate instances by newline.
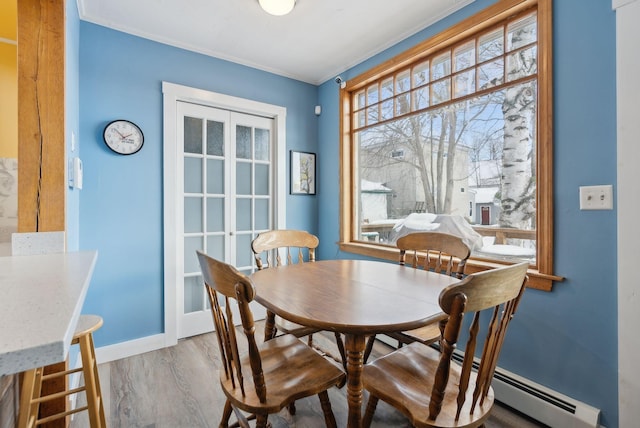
163, 83, 286, 341
177, 102, 272, 338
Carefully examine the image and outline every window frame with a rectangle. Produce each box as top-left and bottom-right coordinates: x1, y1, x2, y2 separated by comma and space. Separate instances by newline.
338, 0, 562, 291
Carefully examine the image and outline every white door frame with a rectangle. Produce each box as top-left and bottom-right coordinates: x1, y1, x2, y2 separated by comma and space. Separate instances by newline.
162, 81, 287, 348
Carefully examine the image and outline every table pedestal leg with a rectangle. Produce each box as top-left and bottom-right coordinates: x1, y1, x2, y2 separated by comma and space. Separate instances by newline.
264, 310, 276, 341
345, 333, 366, 428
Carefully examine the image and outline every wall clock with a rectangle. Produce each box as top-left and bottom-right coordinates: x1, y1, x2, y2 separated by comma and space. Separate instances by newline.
103, 120, 144, 155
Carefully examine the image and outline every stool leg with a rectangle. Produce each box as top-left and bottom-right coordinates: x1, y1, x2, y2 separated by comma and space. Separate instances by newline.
78, 332, 106, 428
18, 368, 42, 428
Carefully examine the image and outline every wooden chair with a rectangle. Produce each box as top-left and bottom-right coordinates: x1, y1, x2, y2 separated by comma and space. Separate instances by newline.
196, 251, 345, 428
362, 262, 529, 428
362, 232, 471, 361
390, 231, 471, 347
251, 230, 347, 367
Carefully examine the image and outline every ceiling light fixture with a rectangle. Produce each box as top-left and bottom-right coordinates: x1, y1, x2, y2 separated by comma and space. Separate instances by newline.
258, 0, 295, 16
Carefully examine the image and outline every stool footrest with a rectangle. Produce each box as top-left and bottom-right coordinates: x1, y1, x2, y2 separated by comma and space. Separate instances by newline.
33, 386, 86, 403
41, 367, 82, 381
36, 405, 90, 425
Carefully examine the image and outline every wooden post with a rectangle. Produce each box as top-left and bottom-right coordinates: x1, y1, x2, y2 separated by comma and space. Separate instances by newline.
17, 1, 67, 426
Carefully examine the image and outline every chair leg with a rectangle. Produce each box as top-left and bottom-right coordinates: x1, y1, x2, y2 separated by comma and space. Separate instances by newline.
363, 335, 376, 363
334, 333, 347, 371
219, 399, 233, 427
255, 413, 269, 428
437, 318, 447, 352
287, 401, 296, 415
362, 395, 379, 428
318, 390, 337, 428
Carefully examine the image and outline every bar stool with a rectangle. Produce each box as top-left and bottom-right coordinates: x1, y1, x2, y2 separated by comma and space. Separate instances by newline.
18, 314, 107, 428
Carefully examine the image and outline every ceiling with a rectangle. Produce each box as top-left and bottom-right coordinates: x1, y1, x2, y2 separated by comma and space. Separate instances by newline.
78, 0, 474, 85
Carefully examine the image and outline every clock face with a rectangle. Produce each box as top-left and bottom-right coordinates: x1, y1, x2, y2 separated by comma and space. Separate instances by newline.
103, 120, 144, 155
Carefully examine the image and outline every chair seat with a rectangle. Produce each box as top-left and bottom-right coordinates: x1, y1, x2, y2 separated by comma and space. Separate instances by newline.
387, 323, 441, 345
275, 316, 320, 338
363, 342, 494, 428
387, 312, 448, 346
220, 334, 345, 414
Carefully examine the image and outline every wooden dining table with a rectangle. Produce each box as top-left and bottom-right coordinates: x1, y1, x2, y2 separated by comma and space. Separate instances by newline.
251, 259, 460, 427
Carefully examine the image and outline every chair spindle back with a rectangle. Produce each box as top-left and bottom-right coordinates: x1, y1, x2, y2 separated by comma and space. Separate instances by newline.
429, 261, 528, 421
397, 232, 471, 279
196, 250, 267, 402
251, 230, 319, 270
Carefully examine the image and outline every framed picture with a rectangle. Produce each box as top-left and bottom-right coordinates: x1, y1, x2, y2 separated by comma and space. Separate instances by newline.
290, 151, 316, 195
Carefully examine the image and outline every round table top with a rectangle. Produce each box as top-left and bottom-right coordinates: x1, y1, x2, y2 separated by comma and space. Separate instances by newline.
251, 259, 460, 335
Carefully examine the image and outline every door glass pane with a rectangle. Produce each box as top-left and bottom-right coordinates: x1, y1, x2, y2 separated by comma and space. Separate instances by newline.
184, 157, 202, 193
184, 236, 203, 274
255, 199, 269, 230
206, 159, 224, 194
184, 275, 203, 313
206, 198, 224, 232
236, 234, 253, 267
207, 120, 224, 156
184, 116, 203, 154
184, 197, 202, 233
206, 235, 225, 260
255, 164, 269, 196
255, 128, 269, 161
236, 199, 252, 231
236, 125, 251, 159
236, 162, 251, 195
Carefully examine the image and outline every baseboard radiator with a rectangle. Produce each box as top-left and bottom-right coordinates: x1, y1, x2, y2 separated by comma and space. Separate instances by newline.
378, 335, 601, 428
450, 351, 602, 428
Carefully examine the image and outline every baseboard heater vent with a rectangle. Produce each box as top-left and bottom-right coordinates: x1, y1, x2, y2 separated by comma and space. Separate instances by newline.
449, 351, 601, 428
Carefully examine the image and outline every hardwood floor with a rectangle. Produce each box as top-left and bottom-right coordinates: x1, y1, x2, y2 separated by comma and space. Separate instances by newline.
71, 322, 546, 427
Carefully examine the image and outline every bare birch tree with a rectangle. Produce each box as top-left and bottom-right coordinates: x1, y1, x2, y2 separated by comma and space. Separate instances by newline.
499, 16, 537, 230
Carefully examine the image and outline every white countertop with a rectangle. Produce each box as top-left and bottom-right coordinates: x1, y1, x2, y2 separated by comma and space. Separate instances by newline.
0, 250, 98, 376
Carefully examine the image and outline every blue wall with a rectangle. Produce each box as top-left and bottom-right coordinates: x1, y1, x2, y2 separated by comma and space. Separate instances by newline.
317, 1, 618, 426
78, 23, 319, 345
77, 0, 618, 426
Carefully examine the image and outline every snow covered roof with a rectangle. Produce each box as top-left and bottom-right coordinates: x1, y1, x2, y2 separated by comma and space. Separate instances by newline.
361, 179, 392, 193
470, 186, 499, 204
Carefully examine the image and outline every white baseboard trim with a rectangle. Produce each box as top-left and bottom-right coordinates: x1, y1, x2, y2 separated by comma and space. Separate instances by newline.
95, 333, 173, 365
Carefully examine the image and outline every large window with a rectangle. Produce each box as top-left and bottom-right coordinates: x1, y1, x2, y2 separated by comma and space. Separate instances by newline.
339, 0, 560, 290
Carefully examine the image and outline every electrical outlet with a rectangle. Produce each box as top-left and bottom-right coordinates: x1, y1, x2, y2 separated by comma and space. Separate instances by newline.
579, 185, 613, 210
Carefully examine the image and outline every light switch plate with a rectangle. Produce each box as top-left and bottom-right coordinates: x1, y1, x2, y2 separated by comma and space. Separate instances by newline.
579, 185, 613, 210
